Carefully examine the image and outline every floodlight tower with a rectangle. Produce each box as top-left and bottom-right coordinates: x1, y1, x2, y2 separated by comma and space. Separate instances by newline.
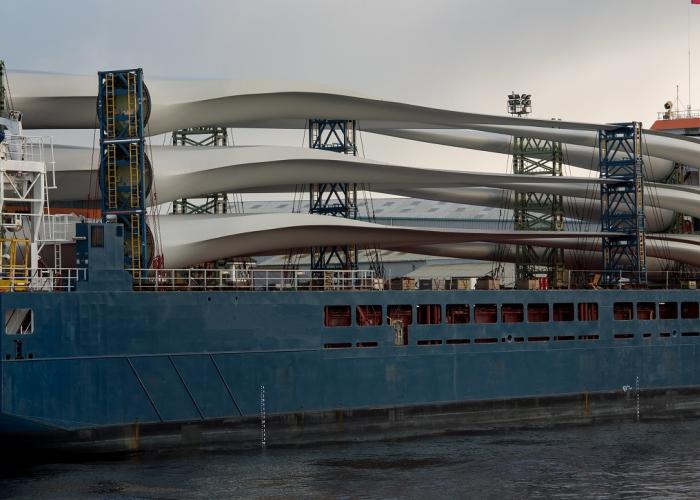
507, 92, 566, 288
507, 92, 532, 116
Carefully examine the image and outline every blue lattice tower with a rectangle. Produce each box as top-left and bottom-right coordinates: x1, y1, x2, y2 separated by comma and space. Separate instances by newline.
308, 119, 358, 270
599, 122, 647, 286
97, 69, 149, 270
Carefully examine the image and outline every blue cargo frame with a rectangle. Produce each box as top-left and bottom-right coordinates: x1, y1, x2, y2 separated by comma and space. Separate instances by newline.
599, 122, 647, 285
97, 68, 149, 269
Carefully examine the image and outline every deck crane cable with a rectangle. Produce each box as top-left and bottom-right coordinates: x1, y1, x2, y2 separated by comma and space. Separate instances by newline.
290, 125, 305, 217
569, 135, 600, 271
285, 179, 304, 269
491, 135, 514, 281
560, 133, 600, 274
284, 127, 309, 269
581, 142, 599, 269
291, 125, 307, 266
356, 122, 383, 276
641, 133, 673, 270
87, 118, 99, 212
226, 128, 245, 214
2, 64, 14, 111
559, 140, 584, 269
146, 124, 164, 267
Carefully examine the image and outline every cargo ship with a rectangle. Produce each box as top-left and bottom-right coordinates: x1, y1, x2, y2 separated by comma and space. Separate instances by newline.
0, 66, 698, 453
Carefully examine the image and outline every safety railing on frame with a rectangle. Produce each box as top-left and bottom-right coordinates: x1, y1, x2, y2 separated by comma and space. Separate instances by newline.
130, 268, 380, 291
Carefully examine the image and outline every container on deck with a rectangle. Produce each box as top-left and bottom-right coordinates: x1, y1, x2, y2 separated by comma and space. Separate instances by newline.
516, 279, 540, 290
418, 279, 433, 290
390, 277, 416, 290
475, 277, 500, 290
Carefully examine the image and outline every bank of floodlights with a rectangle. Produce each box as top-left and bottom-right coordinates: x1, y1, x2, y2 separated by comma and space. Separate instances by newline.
507, 92, 532, 116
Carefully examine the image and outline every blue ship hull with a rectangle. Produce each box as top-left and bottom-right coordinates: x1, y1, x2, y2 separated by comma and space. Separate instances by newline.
2, 285, 700, 452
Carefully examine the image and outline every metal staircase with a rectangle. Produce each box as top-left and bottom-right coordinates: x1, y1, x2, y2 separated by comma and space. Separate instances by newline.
129, 142, 140, 208
105, 144, 117, 209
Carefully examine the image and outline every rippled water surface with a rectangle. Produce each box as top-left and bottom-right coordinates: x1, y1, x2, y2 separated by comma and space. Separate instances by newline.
2, 419, 700, 499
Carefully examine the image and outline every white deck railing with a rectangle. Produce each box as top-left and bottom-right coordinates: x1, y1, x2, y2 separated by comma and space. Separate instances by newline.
656, 109, 700, 120
130, 268, 380, 291
0, 134, 55, 168
0, 268, 86, 292
0, 268, 694, 293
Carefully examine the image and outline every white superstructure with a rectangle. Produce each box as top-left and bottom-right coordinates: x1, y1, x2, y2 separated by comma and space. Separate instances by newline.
0, 113, 70, 288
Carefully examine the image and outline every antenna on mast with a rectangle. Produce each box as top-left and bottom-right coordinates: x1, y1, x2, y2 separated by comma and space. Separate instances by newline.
689, 1, 693, 113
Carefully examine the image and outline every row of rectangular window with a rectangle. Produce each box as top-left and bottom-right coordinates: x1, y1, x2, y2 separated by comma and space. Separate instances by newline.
323, 331, 700, 348
613, 302, 699, 321
324, 303, 599, 327
325, 301, 700, 327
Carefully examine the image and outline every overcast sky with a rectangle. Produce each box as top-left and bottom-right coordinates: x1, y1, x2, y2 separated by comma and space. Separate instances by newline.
3, 0, 700, 177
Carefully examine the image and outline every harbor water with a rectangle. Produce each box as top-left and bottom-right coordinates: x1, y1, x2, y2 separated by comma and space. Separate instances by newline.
2, 417, 700, 499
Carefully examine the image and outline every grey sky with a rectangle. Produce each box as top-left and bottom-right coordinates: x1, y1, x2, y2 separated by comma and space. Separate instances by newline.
3, 0, 699, 174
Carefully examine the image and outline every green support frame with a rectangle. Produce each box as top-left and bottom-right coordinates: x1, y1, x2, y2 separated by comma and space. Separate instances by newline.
509, 94, 566, 287
512, 136, 566, 286
308, 119, 358, 271
171, 127, 231, 215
